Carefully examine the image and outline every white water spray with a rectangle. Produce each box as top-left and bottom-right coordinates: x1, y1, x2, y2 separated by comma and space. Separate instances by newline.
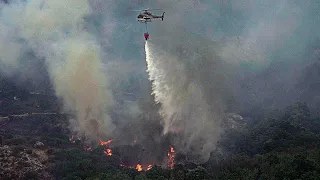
145, 41, 187, 134
145, 41, 222, 163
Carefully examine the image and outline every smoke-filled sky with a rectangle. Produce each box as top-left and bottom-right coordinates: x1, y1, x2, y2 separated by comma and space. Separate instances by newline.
98, 0, 320, 115
124, 0, 320, 112
0, 0, 320, 164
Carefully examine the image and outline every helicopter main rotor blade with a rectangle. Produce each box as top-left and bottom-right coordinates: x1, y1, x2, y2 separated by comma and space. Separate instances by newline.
131, 8, 162, 11
146, 9, 162, 11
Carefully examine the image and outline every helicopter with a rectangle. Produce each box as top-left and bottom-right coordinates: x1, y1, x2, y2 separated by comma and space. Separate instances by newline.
136, 9, 165, 23
134, 9, 165, 40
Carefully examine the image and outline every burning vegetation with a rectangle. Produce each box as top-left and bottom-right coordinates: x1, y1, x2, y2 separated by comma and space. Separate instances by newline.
105, 148, 112, 156
99, 139, 113, 156
168, 147, 175, 169
136, 164, 143, 171
68, 135, 175, 171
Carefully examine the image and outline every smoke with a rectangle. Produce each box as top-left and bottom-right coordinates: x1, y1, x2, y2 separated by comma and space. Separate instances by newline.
220, 1, 302, 65
0, 0, 114, 142
218, 1, 320, 113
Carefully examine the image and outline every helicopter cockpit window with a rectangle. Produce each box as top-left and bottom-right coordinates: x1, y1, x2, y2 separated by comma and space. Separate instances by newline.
137, 14, 143, 18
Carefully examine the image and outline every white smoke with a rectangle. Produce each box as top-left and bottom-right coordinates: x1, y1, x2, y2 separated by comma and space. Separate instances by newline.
0, 0, 115, 141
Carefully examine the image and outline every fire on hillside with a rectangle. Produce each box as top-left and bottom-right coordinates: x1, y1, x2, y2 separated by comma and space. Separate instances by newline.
69, 136, 176, 171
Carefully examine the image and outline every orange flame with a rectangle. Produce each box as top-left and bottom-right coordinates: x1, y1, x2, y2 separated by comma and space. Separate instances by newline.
168, 147, 175, 169
170, 147, 175, 153
147, 164, 153, 171
104, 148, 112, 156
136, 164, 143, 171
99, 139, 113, 156
75, 138, 157, 170
99, 139, 112, 146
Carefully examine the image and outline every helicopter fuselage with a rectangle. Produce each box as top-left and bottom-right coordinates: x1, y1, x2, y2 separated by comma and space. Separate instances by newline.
137, 11, 164, 23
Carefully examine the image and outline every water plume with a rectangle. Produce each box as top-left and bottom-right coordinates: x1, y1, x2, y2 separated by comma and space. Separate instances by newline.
145, 40, 224, 163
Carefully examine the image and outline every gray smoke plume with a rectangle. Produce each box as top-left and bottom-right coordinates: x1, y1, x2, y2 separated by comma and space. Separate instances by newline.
0, 0, 115, 142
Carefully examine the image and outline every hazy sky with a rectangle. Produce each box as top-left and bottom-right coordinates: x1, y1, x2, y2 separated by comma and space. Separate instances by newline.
99, 0, 320, 113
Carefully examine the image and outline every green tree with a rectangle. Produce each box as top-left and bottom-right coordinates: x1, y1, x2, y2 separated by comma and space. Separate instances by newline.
98, 172, 131, 180
185, 167, 212, 180
146, 165, 170, 180
170, 164, 186, 180
284, 102, 310, 126
135, 174, 149, 180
